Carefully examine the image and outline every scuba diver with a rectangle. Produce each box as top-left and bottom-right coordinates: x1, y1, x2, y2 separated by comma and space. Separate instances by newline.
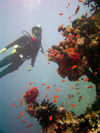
0, 24, 44, 78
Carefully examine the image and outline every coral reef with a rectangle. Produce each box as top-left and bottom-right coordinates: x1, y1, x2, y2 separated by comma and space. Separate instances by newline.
42, 108, 100, 133
47, 12, 100, 101
22, 86, 100, 133
47, 13, 100, 81
24, 96, 100, 133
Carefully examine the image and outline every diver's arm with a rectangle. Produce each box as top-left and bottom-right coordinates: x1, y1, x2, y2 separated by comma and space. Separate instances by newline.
27, 51, 37, 71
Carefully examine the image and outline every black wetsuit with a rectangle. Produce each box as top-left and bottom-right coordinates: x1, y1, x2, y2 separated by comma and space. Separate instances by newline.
0, 34, 43, 78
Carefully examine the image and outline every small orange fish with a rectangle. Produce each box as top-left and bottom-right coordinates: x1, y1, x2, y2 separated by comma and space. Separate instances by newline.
71, 86, 74, 89
26, 124, 33, 128
59, 13, 63, 15
65, 113, 71, 120
68, 16, 71, 20
76, 34, 80, 38
20, 102, 23, 106
84, 78, 89, 81
19, 99, 23, 102
20, 112, 24, 116
29, 82, 33, 85
78, 0, 83, 2
61, 80, 66, 82
88, 85, 93, 88
65, 101, 68, 104
69, 48, 74, 51
44, 95, 48, 98
46, 92, 48, 95
91, 16, 95, 19
52, 99, 57, 103
72, 65, 77, 69
58, 24, 64, 30
41, 83, 45, 86
10, 104, 13, 107
46, 86, 50, 90
65, 49, 69, 52
75, 6, 80, 14
49, 115, 53, 121
71, 104, 76, 107
54, 95, 59, 98
67, 27, 72, 32
33, 86, 37, 89
17, 116, 20, 119
26, 86, 29, 89
56, 88, 60, 91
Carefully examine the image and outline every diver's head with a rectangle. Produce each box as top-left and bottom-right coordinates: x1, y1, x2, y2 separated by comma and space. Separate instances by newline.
32, 24, 42, 37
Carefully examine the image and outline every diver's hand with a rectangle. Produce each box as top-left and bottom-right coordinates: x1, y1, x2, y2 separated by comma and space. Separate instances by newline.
27, 65, 33, 71
0, 48, 7, 54
41, 49, 45, 54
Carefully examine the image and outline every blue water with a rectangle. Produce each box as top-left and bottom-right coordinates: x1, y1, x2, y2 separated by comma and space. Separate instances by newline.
0, 0, 96, 133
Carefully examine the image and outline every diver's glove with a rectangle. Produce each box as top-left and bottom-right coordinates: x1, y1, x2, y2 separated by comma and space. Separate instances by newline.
0, 48, 7, 54
27, 64, 33, 71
